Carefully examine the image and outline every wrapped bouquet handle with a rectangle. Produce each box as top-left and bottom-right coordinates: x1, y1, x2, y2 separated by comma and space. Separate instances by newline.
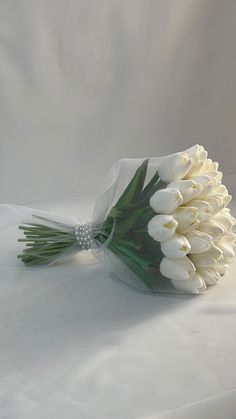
4, 144, 236, 294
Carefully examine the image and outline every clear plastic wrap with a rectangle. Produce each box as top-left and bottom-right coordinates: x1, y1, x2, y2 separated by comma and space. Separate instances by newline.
1, 145, 235, 294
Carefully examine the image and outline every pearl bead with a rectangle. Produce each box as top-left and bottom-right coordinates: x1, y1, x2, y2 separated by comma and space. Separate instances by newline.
74, 222, 94, 250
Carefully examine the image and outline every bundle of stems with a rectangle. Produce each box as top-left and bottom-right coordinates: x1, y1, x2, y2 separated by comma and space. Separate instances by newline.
17, 160, 169, 289
17, 215, 78, 265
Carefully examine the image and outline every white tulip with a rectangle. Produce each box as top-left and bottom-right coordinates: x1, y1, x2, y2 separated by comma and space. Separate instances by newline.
185, 144, 207, 164
173, 206, 199, 233
150, 188, 183, 214
157, 152, 192, 183
214, 184, 228, 196
160, 256, 196, 280
223, 195, 232, 207
168, 180, 203, 203
186, 199, 212, 222
190, 253, 217, 268
202, 245, 223, 261
205, 194, 224, 213
202, 170, 223, 182
206, 194, 232, 214
171, 273, 207, 294
214, 241, 235, 263
185, 145, 207, 177
223, 232, 236, 247
201, 158, 219, 173
185, 230, 213, 254
148, 214, 178, 242
209, 187, 232, 211
188, 199, 213, 213
215, 264, 229, 275
185, 161, 204, 177
213, 210, 236, 231
198, 268, 221, 285
191, 175, 216, 197
160, 233, 191, 259
197, 220, 225, 238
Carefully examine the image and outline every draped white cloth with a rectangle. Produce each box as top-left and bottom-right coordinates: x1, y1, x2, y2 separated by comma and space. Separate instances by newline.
0, 180, 236, 418
1, 0, 236, 417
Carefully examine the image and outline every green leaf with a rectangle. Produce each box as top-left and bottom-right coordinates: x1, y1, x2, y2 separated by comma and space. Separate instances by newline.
141, 168, 160, 196
110, 240, 151, 267
113, 207, 146, 237
120, 238, 142, 250
108, 242, 154, 290
114, 159, 149, 210
131, 207, 156, 231
139, 171, 166, 203
108, 207, 123, 218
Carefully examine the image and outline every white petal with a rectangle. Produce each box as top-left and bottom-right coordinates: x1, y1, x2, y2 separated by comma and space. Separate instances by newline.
160, 256, 196, 280
150, 188, 183, 214
202, 245, 223, 261
197, 221, 225, 238
148, 215, 178, 242
191, 175, 216, 197
223, 232, 236, 247
171, 273, 206, 294
173, 206, 199, 233
157, 153, 192, 183
187, 199, 213, 216
190, 253, 217, 267
160, 233, 191, 259
213, 210, 236, 231
168, 180, 203, 203
198, 268, 220, 285
185, 230, 212, 254
215, 264, 229, 275
214, 241, 235, 263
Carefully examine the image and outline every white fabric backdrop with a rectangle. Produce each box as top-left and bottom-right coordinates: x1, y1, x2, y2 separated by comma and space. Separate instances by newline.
0, 0, 236, 204
1, 1, 236, 418
1, 191, 236, 419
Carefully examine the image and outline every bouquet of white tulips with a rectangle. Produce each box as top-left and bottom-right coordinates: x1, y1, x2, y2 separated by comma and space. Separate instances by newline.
3, 144, 236, 294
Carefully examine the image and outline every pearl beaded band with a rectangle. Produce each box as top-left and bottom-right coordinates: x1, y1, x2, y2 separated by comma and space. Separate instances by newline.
74, 222, 94, 250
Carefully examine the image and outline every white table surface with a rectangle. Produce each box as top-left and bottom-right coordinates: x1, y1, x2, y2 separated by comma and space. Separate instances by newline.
0, 185, 236, 419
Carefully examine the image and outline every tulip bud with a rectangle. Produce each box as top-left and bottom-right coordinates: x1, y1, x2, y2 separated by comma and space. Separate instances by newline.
211, 186, 232, 208
215, 264, 229, 275
223, 195, 232, 207
173, 206, 199, 233
201, 158, 219, 173
214, 184, 229, 195
223, 232, 236, 247
168, 180, 203, 203
185, 144, 207, 164
157, 153, 192, 183
150, 188, 183, 214
148, 214, 178, 242
171, 273, 206, 294
189, 253, 217, 268
191, 175, 216, 197
185, 145, 207, 177
197, 220, 225, 238
185, 230, 213, 254
203, 245, 223, 261
206, 194, 224, 213
202, 170, 223, 182
160, 233, 191, 259
213, 211, 236, 231
197, 268, 220, 285
186, 199, 212, 223
160, 256, 196, 280
214, 241, 235, 263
